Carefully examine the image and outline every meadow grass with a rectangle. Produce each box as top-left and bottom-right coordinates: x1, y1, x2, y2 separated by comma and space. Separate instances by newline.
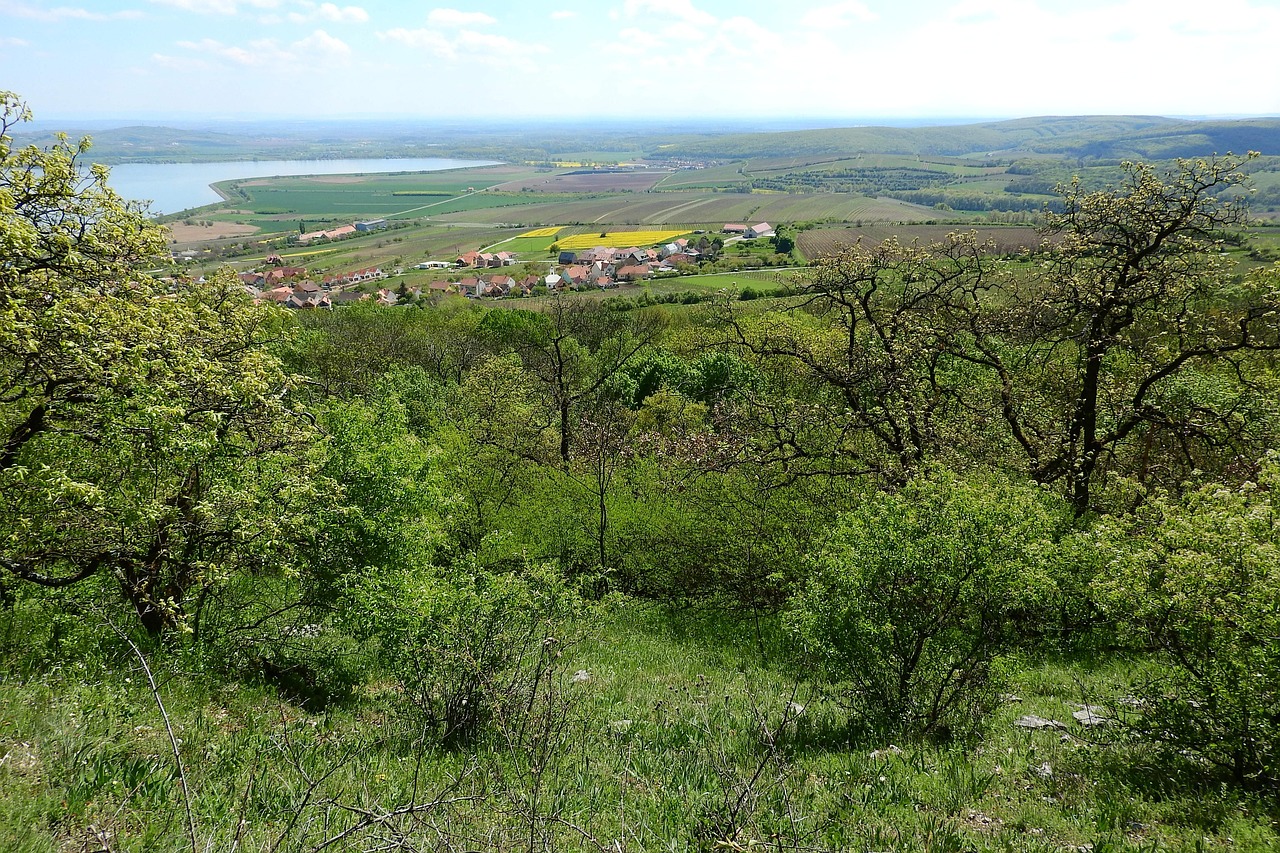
3, 599, 1275, 852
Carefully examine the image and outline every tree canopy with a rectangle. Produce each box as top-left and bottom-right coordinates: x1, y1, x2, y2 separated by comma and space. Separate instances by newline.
0, 92, 322, 635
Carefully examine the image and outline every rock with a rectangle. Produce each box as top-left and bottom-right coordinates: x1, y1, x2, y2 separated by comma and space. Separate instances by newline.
572, 669, 591, 683
1031, 762, 1054, 779
1072, 706, 1110, 727
870, 744, 903, 760
1014, 715, 1067, 730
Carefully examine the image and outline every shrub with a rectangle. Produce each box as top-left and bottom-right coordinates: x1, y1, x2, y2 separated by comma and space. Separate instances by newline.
786, 469, 1065, 740
245, 624, 370, 710
1092, 459, 1280, 785
343, 557, 581, 745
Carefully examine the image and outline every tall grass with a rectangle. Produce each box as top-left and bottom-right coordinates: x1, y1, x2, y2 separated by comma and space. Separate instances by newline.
0, 600, 1277, 851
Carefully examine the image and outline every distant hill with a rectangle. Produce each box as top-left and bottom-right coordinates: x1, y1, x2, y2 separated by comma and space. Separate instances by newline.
12, 115, 1280, 166
643, 116, 1280, 161
11, 125, 254, 162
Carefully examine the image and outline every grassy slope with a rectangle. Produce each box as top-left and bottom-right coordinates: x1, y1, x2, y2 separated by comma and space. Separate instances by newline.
2, 603, 1276, 852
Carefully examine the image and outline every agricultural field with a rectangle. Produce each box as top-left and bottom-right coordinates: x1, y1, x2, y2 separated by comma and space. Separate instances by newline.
182, 149, 1037, 255
483, 235, 558, 254
181, 220, 518, 280
213, 165, 550, 217
556, 229, 691, 249
798, 224, 1043, 259
220, 185, 557, 224
427, 191, 940, 228
165, 132, 1280, 286
654, 163, 753, 190
497, 170, 672, 192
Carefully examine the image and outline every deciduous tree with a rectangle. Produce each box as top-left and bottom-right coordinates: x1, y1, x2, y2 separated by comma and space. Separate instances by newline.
966, 155, 1280, 513
0, 93, 322, 635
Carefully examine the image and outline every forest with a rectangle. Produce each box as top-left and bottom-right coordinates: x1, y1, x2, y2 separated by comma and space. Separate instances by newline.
3, 93, 1280, 851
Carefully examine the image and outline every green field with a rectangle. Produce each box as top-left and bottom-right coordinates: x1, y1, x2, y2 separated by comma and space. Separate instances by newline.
483, 235, 557, 253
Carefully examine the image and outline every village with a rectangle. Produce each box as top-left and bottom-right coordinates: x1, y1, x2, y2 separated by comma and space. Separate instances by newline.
234, 221, 779, 309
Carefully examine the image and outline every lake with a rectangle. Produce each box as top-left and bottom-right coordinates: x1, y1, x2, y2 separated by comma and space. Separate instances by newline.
105, 157, 500, 216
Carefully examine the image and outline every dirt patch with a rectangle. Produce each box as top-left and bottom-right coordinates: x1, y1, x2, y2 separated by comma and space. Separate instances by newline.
305, 176, 364, 184
167, 222, 260, 243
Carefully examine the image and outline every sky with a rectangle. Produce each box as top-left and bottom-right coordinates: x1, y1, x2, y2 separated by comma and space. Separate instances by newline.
3, 0, 1280, 122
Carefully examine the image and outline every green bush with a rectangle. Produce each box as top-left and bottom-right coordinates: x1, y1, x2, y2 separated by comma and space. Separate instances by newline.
244, 624, 371, 710
1092, 459, 1280, 785
343, 557, 581, 744
786, 469, 1065, 740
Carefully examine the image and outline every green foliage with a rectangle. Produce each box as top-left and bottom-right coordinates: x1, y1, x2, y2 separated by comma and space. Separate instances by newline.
1092, 459, 1280, 785
1, 94, 328, 636
239, 622, 371, 710
787, 469, 1068, 739
995, 155, 1273, 513
290, 299, 487, 393
307, 373, 447, 599
613, 462, 831, 616
12, 89, 1280, 849
342, 557, 582, 744
436, 353, 555, 557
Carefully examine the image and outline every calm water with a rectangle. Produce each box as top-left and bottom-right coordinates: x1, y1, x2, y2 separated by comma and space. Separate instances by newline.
105, 157, 499, 215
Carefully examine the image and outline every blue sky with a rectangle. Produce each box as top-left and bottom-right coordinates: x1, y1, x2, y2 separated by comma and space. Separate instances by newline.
3, 0, 1280, 121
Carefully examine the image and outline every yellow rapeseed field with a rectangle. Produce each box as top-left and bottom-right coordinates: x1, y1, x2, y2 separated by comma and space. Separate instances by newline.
556, 230, 688, 250
522, 226, 564, 238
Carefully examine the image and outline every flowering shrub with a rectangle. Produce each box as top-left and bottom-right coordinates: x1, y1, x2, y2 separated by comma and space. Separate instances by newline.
1093, 458, 1280, 785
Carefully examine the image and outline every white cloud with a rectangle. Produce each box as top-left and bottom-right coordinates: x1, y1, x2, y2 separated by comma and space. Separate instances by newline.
426, 8, 496, 27
151, 51, 216, 70
149, 0, 278, 14
176, 36, 264, 64
550, 10, 575, 20
378, 25, 545, 69
454, 29, 527, 51
1, 35, 29, 45
620, 0, 716, 27
166, 28, 350, 69
711, 15, 782, 56
379, 27, 455, 57
799, 1, 877, 29
610, 26, 665, 56
0, 1, 143, 21
293, 28, 352, 59
760, 0, 1280, 117
288, 1, 368, 23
